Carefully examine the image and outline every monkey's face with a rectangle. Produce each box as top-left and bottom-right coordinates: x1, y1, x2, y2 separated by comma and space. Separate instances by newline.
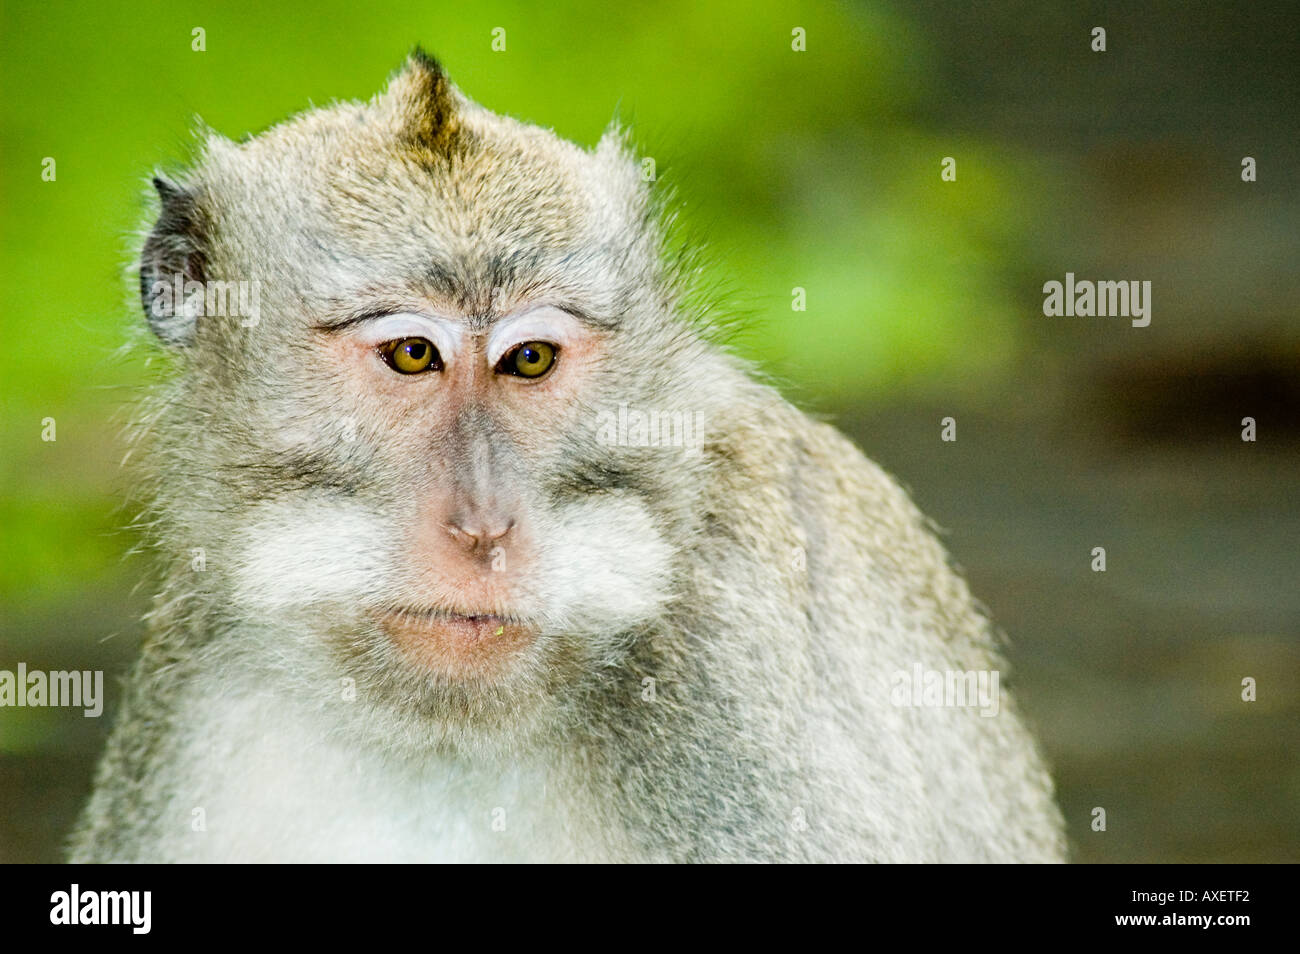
141, 55, 716, 746
318, 303, 605, 682
296, 299, 679, 685
217, 295, 687, 747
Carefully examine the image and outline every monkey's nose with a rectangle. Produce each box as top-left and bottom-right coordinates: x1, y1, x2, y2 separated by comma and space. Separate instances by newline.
443, 514, 515, 554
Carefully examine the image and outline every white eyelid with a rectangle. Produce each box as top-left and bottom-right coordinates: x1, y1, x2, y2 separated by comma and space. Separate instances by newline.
487, 306, 583, 365
350, 313, 458, 359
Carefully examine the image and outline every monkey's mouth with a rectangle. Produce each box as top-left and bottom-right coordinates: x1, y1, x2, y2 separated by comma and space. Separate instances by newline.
374, 606, 537, 679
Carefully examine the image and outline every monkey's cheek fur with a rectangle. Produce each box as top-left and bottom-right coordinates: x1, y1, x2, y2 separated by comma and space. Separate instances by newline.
374, 609, 537, 681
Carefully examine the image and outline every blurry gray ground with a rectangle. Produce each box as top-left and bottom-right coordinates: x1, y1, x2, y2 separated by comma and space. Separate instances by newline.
1, 396, 1296, 863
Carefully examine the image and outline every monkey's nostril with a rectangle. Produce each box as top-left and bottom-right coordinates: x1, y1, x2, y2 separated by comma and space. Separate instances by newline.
443, 521, 478, 547
444, 516, 515, 550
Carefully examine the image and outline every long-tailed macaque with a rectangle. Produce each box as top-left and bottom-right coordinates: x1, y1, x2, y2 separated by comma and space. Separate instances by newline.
71, 51, 1066, 863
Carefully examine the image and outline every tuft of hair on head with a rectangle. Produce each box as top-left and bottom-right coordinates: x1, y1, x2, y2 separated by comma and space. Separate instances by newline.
376, 46, 463, 163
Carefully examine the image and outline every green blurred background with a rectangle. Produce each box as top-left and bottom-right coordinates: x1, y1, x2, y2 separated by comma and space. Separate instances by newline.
2, 0, 1297, 861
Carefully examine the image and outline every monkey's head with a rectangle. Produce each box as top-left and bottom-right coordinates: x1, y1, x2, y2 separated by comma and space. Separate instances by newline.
138, 51, 735, 752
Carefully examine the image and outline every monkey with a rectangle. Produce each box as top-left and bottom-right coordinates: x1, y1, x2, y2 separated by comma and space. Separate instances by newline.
69, 50, 1067, 863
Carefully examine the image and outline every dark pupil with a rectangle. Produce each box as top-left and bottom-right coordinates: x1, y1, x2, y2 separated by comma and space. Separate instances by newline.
405, 341, 427, 360
521, 347, 539, 364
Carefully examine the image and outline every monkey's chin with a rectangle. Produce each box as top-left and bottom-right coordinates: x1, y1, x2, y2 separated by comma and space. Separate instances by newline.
374, 608, 537, 681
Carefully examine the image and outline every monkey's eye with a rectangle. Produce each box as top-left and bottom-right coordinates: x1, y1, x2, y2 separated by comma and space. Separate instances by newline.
382, 337, 441, 374
499, 341, 557, 379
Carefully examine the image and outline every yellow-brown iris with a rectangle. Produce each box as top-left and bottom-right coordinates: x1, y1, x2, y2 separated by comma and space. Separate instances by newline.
507, 341, 556, 378
384, 337, 438, 374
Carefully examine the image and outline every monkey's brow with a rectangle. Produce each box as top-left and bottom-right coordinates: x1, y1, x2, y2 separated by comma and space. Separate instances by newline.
310, 298, 607, 333
311, 301, 424, 332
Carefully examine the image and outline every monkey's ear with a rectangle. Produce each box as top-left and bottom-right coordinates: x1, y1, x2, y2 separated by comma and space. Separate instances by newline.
379, 47, 460, 155
139, 175, 208, 348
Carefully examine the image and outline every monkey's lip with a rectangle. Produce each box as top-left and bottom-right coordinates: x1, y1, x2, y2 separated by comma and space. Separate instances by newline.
374, 607, 537, 678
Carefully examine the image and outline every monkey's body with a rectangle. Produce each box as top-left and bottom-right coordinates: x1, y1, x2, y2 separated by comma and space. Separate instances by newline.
71, 53, 1065, 863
